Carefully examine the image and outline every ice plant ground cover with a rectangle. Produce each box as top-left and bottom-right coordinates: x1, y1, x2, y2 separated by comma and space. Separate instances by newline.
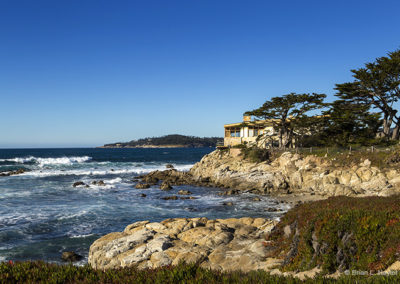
267, 195, 400, 273
2, 261, 400, 283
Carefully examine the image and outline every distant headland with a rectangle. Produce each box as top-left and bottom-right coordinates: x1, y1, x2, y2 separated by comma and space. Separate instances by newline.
98, 134, 223, 148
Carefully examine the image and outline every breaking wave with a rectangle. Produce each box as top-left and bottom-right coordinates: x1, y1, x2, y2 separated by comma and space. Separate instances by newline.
20, 164, 193, 177
0, 156, 92, 166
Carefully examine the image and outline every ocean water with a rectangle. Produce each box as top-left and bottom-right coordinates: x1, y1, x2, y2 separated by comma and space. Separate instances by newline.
0, 148, 289, 264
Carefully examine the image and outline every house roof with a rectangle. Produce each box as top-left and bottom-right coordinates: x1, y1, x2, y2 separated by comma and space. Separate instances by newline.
224, 119, 276, 128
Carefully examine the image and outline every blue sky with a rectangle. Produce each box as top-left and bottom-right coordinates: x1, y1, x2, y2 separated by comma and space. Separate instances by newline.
1, 0, 399, 148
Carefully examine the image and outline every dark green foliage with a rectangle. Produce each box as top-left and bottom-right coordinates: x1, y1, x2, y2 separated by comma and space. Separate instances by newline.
250, 48, 400, 147
241, 146, 271, 163
268, 196, 400, 273
317, 99, 382, 146
335, 49, 400, 140
104, 135, 223, 148
245, 93, 327, 148
293, 115, 327, 147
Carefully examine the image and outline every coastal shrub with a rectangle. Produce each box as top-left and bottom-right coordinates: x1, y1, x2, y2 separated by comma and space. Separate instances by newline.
241, 146, 271, 163
267, 196, 400, 274
232, 143, 246, 149
2, 261, 400, 283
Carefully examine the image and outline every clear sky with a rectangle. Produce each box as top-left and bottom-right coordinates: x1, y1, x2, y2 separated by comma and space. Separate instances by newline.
1, 0, 399, 148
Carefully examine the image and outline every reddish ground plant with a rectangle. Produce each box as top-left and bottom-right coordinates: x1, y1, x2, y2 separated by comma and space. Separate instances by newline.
266, 195, 400, 273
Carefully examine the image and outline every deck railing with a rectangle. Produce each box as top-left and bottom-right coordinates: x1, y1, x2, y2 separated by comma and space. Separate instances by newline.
216, 141, 225, 147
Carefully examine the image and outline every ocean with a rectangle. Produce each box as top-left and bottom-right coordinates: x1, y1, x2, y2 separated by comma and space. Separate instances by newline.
0, 148, 288, 264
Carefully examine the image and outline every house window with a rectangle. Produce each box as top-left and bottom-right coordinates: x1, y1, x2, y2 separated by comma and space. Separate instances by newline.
230, 129, 240, 137
249, 128, 260, 137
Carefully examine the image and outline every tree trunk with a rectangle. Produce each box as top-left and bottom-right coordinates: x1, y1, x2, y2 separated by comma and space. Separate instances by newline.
278, 128, 283, 148
281, 130, 292, 149
392, 124, 400, 140
383, 114, 393, 139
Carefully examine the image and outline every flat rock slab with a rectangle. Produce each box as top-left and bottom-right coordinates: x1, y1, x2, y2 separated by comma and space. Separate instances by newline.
88, 217, 279, 272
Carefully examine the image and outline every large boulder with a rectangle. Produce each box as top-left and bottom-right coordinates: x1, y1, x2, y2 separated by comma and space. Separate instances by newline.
88, 217, 277, 271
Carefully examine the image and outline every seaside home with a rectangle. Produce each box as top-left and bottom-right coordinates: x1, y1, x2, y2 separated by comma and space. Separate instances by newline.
224, 116, 279, 148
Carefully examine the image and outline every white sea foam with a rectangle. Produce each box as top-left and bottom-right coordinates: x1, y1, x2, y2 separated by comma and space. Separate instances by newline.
0, 156, 92, 166
0, 211, 51, 226
106, 177, 122, 184
20, 163, 194, 177
70, 233, 95, 238
57, 210, 88, 221
0, 156, 36, 164
84, 184, 116, 190
36, 156, 92, 166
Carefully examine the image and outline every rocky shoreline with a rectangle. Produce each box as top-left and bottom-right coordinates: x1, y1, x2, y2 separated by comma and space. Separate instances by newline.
87, 149, 400, 276
190, 149, 400, 197
133, 149, 400, 203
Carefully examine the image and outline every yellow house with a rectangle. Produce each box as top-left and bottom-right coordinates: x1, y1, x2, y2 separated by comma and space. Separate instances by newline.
224, 115, 278, 148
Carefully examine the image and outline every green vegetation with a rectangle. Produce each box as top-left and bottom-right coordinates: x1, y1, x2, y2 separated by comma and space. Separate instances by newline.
267, 196, 400, 274
103, 134, 223, 148
239, 146, 272, 163
245, 92, 327, 148
2, 260, 400, 283
244, 48, 400, 149
313, 99, 382, 147
335, 49, 400, 141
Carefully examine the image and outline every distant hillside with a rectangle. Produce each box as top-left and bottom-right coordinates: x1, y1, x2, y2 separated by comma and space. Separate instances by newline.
99, 134, 223, 148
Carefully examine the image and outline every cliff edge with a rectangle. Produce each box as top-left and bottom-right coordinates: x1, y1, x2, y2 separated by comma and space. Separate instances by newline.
188, 149, 400, 198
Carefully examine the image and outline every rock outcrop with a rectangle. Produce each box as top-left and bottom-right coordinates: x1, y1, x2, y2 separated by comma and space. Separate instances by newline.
137, 150, 399, 197
61, 251, 83, 262
72, 181, 87, 187
135, 183, 151, 189
187, 150, 400, 197
88, 217, 278, 271
139, 169, 210, 188
91, 180, 106, 186
0, 168, 28, 176
160, 181, 172, 190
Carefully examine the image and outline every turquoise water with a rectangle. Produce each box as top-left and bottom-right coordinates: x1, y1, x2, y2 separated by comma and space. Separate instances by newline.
0, 148, 288, 264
